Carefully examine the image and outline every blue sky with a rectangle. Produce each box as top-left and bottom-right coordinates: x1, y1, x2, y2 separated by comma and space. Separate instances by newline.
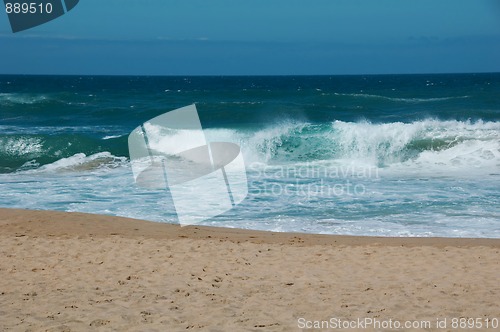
1, 0, 499, 75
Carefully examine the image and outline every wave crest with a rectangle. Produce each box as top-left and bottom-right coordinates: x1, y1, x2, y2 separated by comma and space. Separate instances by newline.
213, 119, 500, 174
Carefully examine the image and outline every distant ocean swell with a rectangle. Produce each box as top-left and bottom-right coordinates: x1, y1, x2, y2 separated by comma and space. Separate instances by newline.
0, 91, 471, 106
330, 92, 470, 103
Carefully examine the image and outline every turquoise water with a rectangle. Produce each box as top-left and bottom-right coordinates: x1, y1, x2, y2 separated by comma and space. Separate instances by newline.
0, 74, 499, 237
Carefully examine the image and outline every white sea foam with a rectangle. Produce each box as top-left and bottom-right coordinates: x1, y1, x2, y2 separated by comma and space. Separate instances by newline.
35, 152, 127, 173
102, 134, 123, 140
0, 136, 43, 156
0, 93, 50, 105
389, 139, 500, 177
331, 119, 500, 173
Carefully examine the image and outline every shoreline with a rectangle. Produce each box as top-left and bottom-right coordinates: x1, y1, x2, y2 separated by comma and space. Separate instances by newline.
1, 208, 499, 331
1, 208, 499, 247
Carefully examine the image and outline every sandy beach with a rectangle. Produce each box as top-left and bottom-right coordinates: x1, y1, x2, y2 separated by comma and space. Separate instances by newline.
0, 208, 499, 331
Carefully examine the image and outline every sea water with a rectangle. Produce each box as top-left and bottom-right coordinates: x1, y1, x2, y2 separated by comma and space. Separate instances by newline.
0, 74, 499, 237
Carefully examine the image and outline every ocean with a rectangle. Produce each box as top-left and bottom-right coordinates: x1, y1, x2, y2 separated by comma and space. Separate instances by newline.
0, 74, 499, 237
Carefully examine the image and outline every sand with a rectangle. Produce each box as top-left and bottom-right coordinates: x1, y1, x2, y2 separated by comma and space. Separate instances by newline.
0, 208, 499, 331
